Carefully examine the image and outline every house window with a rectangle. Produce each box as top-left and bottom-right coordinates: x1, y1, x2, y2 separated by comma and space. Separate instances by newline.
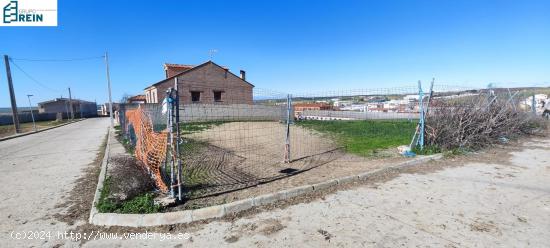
213, 91, 223, 102
191, 91, 201, 103
152, 91, 156, 103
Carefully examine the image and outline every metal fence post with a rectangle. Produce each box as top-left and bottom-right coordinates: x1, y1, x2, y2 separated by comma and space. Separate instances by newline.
165, 88, 175, 198
174, 78, 183, 201
284, 94, 292, 163
417, 81, 425, 150
506, 88, 517, 111
531, 94, 536, 115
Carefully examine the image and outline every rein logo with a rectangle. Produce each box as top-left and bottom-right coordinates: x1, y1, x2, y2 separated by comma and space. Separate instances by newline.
1, 0, 57, 26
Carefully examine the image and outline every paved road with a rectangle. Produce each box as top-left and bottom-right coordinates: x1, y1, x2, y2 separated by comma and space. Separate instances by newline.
0, 118, 109, 247
87, 137, 550, 247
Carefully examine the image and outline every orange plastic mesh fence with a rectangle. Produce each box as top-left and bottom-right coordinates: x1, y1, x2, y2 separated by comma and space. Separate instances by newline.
125, 106, 169, 192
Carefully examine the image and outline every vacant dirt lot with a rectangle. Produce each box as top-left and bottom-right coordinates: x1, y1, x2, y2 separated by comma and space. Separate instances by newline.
86, 136, 550, 247
186, 121, 338, 163
177, 121, 409, 209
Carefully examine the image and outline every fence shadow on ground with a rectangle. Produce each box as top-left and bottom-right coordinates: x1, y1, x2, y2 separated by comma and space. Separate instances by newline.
180, 146, 344, 200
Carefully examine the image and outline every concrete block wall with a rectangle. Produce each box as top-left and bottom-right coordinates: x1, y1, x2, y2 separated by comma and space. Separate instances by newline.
180, 103, 287, 122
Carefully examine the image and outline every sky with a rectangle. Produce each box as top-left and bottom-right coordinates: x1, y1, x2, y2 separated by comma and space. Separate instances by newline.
0, 0, 549, 107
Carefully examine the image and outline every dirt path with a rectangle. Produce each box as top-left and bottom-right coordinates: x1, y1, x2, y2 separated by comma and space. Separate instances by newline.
85, 137, 550, 247
0, 118, 109, 247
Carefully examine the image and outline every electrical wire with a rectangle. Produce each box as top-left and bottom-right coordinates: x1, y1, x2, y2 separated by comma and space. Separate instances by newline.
10, 56, 104, 62
8, 59, 62, 93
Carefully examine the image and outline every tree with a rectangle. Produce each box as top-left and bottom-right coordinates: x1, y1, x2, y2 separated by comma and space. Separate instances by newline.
120, 93, 132, 104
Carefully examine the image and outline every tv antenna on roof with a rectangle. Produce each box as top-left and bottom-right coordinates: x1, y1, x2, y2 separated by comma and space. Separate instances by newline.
208, 49, 218, 60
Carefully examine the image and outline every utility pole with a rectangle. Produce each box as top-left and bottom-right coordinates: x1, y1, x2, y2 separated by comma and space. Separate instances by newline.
27, 94, 36, 131
68, 87, 74, 119
104, 52, 114, 128
4, 55, 20, 133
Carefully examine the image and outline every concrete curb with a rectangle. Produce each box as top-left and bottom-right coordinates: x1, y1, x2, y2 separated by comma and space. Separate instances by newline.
89, 152, 443, 227
89, 127, 112, 225
0, 119, 85, 142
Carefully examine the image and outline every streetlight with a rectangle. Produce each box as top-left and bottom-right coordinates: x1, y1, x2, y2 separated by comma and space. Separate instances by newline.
26, 94, 36, 131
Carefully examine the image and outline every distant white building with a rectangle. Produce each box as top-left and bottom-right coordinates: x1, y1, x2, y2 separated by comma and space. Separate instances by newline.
333, 100, 353, 107
340, 104, 368, 112
403, 95, 419, 101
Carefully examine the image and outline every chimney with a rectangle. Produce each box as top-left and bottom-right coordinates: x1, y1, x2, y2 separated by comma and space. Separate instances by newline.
240, 70, 246, 81
163, 64, 169, 78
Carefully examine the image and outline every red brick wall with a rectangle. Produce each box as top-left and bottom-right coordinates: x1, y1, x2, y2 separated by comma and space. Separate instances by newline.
146, 62, 253, 104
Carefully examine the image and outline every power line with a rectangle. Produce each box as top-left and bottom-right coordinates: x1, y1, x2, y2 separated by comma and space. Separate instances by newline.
8, 58, 61, 93
10, 56, 104, 62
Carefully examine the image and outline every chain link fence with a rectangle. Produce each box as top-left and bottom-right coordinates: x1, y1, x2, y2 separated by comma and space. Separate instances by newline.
116, 83, 550, 200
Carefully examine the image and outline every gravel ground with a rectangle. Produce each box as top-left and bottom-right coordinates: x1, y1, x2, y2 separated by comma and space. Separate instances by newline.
0, 118, 109, 247
84, 136, 550, 247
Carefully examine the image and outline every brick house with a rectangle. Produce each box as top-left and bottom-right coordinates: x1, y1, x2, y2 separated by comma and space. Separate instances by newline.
144, 61, 254, 104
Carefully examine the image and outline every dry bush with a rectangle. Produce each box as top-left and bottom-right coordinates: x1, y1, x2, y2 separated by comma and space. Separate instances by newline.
106, 155, 156, 205
425, 94, 547, 150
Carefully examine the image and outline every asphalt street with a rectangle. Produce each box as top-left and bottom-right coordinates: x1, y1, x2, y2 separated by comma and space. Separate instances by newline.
0, 118, 109, 247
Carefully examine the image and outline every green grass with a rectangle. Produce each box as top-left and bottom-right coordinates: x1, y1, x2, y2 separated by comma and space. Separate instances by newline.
296, 120, 416, 156
179, 121, 225, 135
411, 144, 441, 155
181, 168, 210, 199
96, 176, 161, 214
179, 139, 210, 155
96, 176, 117, 213
117, 193, 160, 214
0, 119, 71, 138
113, 126, 136, 155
